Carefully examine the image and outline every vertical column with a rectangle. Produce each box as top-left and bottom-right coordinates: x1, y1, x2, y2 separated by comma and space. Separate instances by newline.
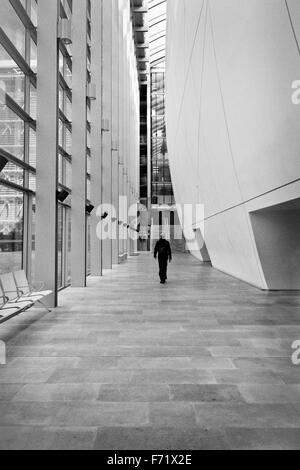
111, 0, 120, 265
118, 0, 124, 262
147, 78, 151, 212
91, 0, 103, 276
71, 0, 88, 287
102, 0, 113, 269
123, 13, 129, 259
35, 0, 59, 307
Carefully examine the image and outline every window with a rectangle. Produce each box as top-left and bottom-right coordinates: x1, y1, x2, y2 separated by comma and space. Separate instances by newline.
0, 184, 24, 273
0, 2, 26, 58
0, 43, 25, 108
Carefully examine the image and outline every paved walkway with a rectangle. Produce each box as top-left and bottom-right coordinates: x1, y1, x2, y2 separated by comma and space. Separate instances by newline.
0, 253, 300, 449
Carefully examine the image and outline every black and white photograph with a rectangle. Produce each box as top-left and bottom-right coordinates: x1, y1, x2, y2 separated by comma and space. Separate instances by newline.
0, 0, 300, 455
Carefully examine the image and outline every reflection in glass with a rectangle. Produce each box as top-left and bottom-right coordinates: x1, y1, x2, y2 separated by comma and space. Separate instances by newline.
29, 128, 36, 167
0, 184, 23, 273
29, 84, 37, 119
0, 160, 24, 186
86, 215, 91, 276
57, 204, 63, 289
58, 154, 63, 185
0, 105, 24, 159
30, 0, 38, 27
65, 160, 72, 188
0, 43, 25, 108
66, 128, 71, 154
30, 40, 37, 73
66, 207, 71, 284
31, 196, 36, 282
0, 2, 26, 58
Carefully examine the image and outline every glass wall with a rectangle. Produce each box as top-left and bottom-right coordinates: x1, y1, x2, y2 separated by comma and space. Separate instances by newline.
0, 0, 37, 277
148, 0, 174, 207
0, 184, 23, 273
151, 67, 174, 205
0, 0, 140, 296
0, 0, 72, 289
57, 0, 73, 289
86, 0, 92, 277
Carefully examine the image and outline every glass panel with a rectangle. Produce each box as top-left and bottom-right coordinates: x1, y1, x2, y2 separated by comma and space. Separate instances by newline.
65, 63, 72, 88
30, 0, 38, 27
0, 185, 23, 273
59, 86, 64, 111
28, 173, 36, 192
0, 2, 26, 58
86, 215, 91, 275
0, 43, 25, 108
66, 127, 71, 154
59, 52, 64, 76
31, 196, 36, 282
59, 119, 63, 147
65, 159, 71, 188
0, 160, 24, 186
61, 0, 72, 20
66, 207, 71, 284
57, 204, 63, 289
29, 128, 36, 167
87, 178, 91, 201
65, 96, 72, 121
0, 105, 24, 160
30, 40, 37, 73
86, 155, 91, 175
58, 154, 63, 184
29, 84, 37, 119
87, 103, 91, 123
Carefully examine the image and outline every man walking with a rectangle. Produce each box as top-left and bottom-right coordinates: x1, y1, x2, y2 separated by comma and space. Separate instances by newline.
154, 233, 172, 284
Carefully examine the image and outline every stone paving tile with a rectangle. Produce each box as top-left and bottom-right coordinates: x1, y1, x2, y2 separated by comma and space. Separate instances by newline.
212, 369, 285, 385
0, 426, 97, 450
0, 384, 23, 401
47, 368, 134, 384
55, 402, 149, 427
12, 383, 101, 402
94, 427, 230, 450
0, 253, 299, 449
194, 403, 300, 428
225, 428, 300, 450
238, 384, 300, 404
148, 403, 197, 427
169, 384, 245, 403
131, 369, 217, 385
97, 384, 170, 402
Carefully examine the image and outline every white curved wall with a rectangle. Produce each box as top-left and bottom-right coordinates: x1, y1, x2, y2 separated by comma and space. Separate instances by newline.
166, 0, 300, 289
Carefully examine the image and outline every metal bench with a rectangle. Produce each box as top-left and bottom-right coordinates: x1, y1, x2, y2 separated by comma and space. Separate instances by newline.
13, 270, 52, 312
0, 283, 33, 325
0, 271, 52, 324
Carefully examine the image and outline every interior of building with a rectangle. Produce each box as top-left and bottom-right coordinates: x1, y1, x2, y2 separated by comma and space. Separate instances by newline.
0, 0, 299, 451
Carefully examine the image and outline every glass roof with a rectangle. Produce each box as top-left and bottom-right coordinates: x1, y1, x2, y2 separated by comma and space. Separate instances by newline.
148, 0, 166, 66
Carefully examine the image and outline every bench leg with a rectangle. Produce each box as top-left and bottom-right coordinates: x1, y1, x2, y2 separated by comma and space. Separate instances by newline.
37, 299, 52, 313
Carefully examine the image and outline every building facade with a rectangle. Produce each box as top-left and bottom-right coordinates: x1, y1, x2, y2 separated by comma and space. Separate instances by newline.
0, 0, 140, 306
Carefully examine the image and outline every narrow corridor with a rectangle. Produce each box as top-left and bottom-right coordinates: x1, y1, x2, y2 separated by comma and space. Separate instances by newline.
0, 253, 300, 449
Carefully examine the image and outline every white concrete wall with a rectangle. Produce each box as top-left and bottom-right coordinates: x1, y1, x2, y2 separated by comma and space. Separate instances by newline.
166, 0, 300, 289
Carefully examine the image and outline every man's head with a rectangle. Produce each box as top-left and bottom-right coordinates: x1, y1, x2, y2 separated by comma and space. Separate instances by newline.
160, 232, 166, 240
